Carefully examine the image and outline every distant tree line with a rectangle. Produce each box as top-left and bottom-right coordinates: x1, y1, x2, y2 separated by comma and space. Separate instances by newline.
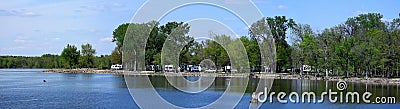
0, 43, 113, 69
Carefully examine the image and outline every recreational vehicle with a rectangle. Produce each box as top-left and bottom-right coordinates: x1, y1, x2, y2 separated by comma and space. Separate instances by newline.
111, 64, 123, 70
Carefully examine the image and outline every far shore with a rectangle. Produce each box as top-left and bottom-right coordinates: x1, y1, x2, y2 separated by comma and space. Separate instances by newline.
42, 68, 400, 85
43, 68, 123, 74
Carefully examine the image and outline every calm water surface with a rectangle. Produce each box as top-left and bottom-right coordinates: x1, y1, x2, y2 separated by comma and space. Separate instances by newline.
0, 69, 399, 109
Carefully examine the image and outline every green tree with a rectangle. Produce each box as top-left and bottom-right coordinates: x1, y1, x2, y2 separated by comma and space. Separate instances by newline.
145, 23, 161, 65
0, 57, 4, 68
112, 23, 130, 49
111, 46, 122, 64
161, 22, 191, 67
300, 34, 318, 75
347, 13, 385, 77
266, 16, 296, 72
240, 36, 261, 67
61, 44, 80, 69
80, 43, 96, 68
95, 55, 111, 69
249, 18, 276, 73
190, 42, 205, 64
204, 40, 225, 69
146, 22, 189, 65
122, 21, 158, 71
290, 24, 313, 75
152, 53, 161, 65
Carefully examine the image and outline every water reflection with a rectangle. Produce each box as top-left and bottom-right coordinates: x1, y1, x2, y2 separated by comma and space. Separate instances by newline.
184, 76, 200, 81
1, 69, 399, 109
125, 75, 249, 108
127, 76, 400, 104
0, 69, 137, 109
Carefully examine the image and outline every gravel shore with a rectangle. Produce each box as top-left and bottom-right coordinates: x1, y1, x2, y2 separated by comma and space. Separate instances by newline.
43, 68, 123, 74
42, 69, 400, 85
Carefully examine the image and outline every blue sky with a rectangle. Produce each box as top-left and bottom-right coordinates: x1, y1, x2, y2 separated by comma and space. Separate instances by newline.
0, 0, 399, 56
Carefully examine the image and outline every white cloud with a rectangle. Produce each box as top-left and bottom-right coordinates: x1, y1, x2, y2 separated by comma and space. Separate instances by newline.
277, 5, 287, 9
1, 46, 26, 51
17, 35, 30, 39
52, 37, 60, 41
0, 9, 40, 17
0, 0, 132, 55
14, 46, 26, 49
100, 37, 113, 42
354, 10, 367, 15
81, 5, 106, 12
14, 39, 27, 43
111, 2, 122, 7
381, 18, 391, 22
80, 2, 124, 12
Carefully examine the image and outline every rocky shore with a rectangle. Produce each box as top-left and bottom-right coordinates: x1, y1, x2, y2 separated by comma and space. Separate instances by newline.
43, 68, 123, 74
42, 69, 400, 85
276, 74, 400, 85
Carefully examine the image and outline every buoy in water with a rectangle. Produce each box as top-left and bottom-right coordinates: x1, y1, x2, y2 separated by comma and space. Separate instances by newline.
43, 80, 46, 82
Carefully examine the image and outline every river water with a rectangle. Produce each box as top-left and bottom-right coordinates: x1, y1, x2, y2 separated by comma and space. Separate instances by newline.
0, 69, 399, 109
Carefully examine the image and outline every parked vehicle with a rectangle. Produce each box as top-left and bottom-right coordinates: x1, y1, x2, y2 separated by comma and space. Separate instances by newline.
221, 66, 231, 73
146, 65, 163, 72
204, 69, 217, 73
111, 64, 123, 70
191, 66, 201, 72
164, 65, 175, 72
179, 64, 187, 72
186, 65, 193, 72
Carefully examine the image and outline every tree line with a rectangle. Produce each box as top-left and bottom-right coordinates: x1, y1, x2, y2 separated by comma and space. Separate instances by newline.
290, 13, 400, 77
1, 12, 399, 78
113, 13, 400, 77
0, 43, 114, 69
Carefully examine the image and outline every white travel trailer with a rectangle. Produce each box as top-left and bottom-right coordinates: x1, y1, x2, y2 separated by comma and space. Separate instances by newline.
205, 69, 217, 73
164, 65, 175, 72
191, 66, 202, 72
111, 64, 123, 70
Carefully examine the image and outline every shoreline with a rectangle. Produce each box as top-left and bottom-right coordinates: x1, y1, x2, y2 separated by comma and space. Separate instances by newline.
43, 68, 123, 74
42, 69, 400, 85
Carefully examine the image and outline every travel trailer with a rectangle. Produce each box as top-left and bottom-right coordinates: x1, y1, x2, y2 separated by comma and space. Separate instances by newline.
146, 65, 163, 72
111, 64, 123, 70
164, 65, 175, 72
191, 65, 202, 72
